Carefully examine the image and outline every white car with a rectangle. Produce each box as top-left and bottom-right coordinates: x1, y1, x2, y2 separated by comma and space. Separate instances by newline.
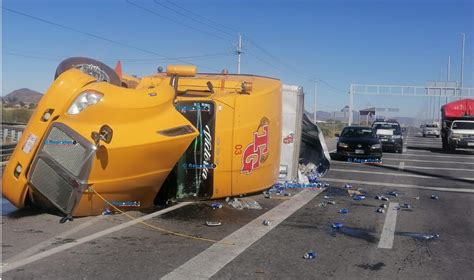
422, 123, 440, 137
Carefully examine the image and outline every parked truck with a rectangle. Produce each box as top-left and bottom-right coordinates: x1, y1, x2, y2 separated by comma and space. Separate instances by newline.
441, 98, 474, 151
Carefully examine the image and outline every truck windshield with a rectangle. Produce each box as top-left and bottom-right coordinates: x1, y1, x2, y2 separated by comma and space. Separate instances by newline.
452, 122, 474, 130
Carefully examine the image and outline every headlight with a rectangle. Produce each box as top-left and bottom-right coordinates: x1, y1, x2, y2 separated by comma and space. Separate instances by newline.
67, 91, 103, 115
371, 144, 381, 149
452, 133, 462, 139
392, 135, 402, 139
338, 142, 348, 148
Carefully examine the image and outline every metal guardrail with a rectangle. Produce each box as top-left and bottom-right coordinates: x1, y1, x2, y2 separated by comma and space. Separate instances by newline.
1, 123, 25, 166
1, 143, 17, 166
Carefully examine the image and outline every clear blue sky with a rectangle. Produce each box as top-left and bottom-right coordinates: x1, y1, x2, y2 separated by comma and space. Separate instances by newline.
2, 0, 473, 117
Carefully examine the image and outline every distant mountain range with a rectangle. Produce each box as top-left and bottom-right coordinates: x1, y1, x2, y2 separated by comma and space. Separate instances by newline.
2, 88, 43, 104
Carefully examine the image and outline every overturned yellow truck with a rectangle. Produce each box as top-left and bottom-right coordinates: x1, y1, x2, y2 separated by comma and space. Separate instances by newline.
3, 58, 328, 219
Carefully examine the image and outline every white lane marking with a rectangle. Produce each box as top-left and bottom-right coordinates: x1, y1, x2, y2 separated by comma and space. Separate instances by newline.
398, 162, 405, 170
402, 146, 407, 153
331, 161, 473, 171
322, 178, 474, 193
383, 158, 474, 165
1, 202, 192, 273
384, 153, 474, 159
162, 188, 324, 280
329, 168, 474, 181
378, 202, 399, 249
6, 215, 105, 263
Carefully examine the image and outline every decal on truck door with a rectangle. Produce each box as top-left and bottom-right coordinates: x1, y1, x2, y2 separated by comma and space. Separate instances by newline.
241, 117, 270, 174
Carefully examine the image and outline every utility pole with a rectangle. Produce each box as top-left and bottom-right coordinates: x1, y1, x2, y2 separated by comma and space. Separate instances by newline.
313, 80, 317, 123
348, 85, 353, 126
236, 34, 242, 74
460, 33, 465, 98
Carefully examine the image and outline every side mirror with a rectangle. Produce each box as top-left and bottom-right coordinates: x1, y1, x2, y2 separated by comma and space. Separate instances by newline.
335, 133, 340, 137
92, 124, 113, 146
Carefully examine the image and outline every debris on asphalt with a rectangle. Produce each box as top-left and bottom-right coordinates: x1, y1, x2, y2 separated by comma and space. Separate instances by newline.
376, 208, 385, 214
431, 195, 439, 200
210, 202, 223, 209
348, 189, 363, 196
400, 203, 411, 209
414, 196, 420, 200
101, 208, 113, 215
263, 220, 272, 226
344, 184, 353, 189
332, 222, 344, 229
339, 208, 349, 214
318, 202, 326, 208
400, 232, 440, 240
327, 200, 336, 205
206, 221, 222, 227
388, 191, 399, 197
324, 195, 331, 199
375, 195, 389, 201
227, 198, 262, 210
353, 195, 366, 201
379, 204, 387, 209
303, 250, 317, 260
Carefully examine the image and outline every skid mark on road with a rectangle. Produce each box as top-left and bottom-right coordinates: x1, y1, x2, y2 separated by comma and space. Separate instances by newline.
378, 202, 399, 249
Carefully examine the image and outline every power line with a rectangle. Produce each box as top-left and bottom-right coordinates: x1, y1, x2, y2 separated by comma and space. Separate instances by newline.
153, 0, 236, 39
3, 6, 219, 71
4, 50, 234, 65
166, 1, 239, 34
126, 0, 232, 44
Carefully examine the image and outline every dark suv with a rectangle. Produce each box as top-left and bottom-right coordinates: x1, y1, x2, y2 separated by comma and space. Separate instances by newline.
371, 121, 404, 153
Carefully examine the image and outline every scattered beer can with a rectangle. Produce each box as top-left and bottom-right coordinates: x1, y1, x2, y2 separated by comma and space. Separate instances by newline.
379, 204, 387, 209
101, 208, 112, 216
303, 251, 317, 259
338, 208, 349, 214
211, 202, 223, 209
327, 200, 336, 205
344, 184, 352, 189
263, 220, 271, 226
353, 195, 366, 201
332, 222, 344, 229
206, 221, 222, 227
431, 195, 439, 200
376, 208, 385, 214
414, 196, 420, 200
401, 203, 411, 209
388, 191, 398, 197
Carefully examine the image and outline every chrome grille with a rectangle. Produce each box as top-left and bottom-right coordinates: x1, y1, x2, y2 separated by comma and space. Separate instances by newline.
43, 127, 87, 176
29, 123, 94, 215
30, 158, 75, 211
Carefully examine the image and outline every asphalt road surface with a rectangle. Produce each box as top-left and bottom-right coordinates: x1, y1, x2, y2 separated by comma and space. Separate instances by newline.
1, 127, 473, 279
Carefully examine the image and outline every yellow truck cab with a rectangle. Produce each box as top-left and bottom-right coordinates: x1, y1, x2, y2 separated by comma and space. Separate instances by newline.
2, 57, 282, 217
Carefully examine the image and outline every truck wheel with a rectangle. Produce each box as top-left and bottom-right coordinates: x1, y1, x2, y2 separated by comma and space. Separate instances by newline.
54, 57, 121, 86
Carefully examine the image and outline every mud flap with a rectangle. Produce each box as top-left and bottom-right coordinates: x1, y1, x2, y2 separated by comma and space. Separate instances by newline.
299, 114, 331, 176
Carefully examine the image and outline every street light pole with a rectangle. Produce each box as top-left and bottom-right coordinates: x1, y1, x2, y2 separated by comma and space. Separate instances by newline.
460, 33, 465, 98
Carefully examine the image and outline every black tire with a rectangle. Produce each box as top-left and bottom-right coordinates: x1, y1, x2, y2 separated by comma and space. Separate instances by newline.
436, 135, 440, 138
54, 57, 121, 86
422, 134, 426, 137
